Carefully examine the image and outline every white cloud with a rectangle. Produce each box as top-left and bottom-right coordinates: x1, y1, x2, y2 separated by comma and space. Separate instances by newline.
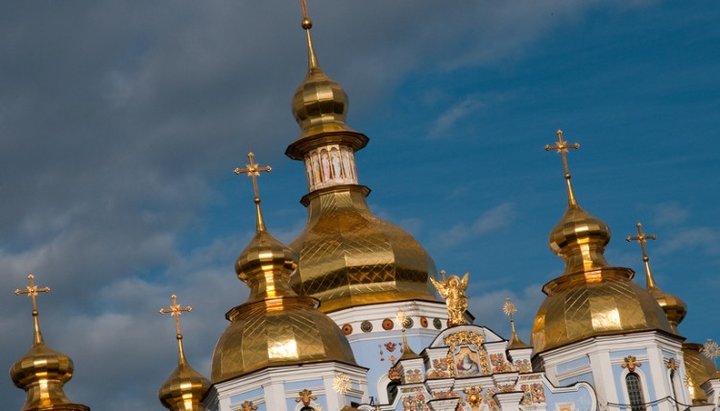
428, 97, 485, 139
434, 202, 516, 248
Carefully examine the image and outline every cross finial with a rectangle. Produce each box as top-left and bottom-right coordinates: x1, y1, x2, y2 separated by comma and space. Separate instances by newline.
159, 294, 193, 364
15, 273, 50, 345
545, 129, 581, 206
626, 222, 658, 289
233, 152, 272, 232
503, 297, 519, 335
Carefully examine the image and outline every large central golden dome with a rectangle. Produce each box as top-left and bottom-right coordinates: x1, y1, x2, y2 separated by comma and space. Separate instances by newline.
289, 186, 438, 313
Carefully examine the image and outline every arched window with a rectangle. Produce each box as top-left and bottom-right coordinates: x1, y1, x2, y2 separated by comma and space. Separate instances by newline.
625, 372, 646, 411
299, 407, 315, 411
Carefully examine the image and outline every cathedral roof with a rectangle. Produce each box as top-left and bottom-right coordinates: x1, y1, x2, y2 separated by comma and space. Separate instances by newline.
532, 131, 672, 354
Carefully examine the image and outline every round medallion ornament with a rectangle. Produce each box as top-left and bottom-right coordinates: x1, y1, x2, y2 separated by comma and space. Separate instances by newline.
419, 316, 428, 328
433, 318, 442, 329
342, 323, 353, 335
382, 318, 394, 330
401, 316, 414, 329
360, 320, 373, 333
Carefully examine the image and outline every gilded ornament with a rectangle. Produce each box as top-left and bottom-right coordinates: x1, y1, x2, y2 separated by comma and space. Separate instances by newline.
360, 320, 373, 332
342, 323, 353, 335
296, 389, 318, 406
382, 318, 394, 330
463, 386, 483, 409
433, 318, 442, 329
621, 355, 641, 372
240, 400, 258, 411
419, 316, 428, 328
431, 270, 469, 327
333, 373, 351, 394
665, 358, 678, 372
702, 339, 720, 363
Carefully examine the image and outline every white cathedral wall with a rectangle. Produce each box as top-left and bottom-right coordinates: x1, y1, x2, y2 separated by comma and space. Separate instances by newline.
537, 331, 688, 411
327, 301, 449, 403
205, 362, 368, 411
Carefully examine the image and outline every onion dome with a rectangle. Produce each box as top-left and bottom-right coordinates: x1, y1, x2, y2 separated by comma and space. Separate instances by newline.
285, 4, 438, 313
11, 274, 90, 411
683, 342, 717, 404
626, 222, 687, 334
158, 295, 210, 411
532, 131, 671, 354
211, 153, 357, 383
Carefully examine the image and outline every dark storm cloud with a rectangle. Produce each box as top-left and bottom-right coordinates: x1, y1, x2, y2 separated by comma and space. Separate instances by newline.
0, 1, 636, 409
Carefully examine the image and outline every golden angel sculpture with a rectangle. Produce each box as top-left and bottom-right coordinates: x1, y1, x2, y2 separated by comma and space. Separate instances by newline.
431, 270, 469, 326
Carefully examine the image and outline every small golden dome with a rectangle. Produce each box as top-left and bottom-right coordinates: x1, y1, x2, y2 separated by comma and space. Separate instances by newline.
11, 274, 90, 411
532, 267, 672, 353
648, 287, 687, 334
683, 342, 717, 404
292, 67, 354, 138
158, 295, 210, 411
549, 204, 611, 274
290, 7, 355, 140
212, 154, 357, 383
290, 186, 438, 313
159, 362, 210, 411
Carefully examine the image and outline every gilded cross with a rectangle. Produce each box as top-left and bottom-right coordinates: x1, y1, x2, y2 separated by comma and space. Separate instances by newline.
233, 152, 272, 231
15, 273, 50, 312
15, 273, 51, 345
626, 222, 657, 288
502, 297, 519, 335
159, 294, 192, 338
545, 129, 580, 206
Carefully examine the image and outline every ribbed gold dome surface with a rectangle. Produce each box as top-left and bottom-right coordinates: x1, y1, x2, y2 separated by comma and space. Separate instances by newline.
292, 67, 354, 139
290, 186, 438, 313
532, 267, 671, 353
648, 287, 687, 334
683, 342, 717, 404
212, 296, 357, 383
549, 204, 611, 274
159, 362, 210, 411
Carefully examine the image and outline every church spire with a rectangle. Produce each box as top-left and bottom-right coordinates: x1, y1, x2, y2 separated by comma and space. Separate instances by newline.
626, 222, 687, 334
158, 294, 210, 411
11, 273, 90, 411
545, 129, 611, 274
300, 0, 320, 71
503, 298, 530, 349
233, 152, 271, 233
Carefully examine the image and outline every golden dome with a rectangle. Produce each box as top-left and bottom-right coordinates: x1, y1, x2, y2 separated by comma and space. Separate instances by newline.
159, 362, 210, 411
212, 154, 357, 383
549, 204, 611, 274
683, 342, 717, 404
532, 267, 672, 353
533, 131, 672, 354
11, 274, 90, 411
158, 295, 210, 411
289, 186, 438, 313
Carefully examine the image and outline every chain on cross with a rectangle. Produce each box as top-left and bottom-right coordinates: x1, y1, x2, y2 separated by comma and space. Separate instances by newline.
545, 129, 580, 206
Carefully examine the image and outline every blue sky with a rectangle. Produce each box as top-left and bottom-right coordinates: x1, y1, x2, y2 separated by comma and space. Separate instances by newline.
0, 1, 718, 409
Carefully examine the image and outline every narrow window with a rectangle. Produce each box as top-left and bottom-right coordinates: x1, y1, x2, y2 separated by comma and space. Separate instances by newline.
626, 372, 646, 411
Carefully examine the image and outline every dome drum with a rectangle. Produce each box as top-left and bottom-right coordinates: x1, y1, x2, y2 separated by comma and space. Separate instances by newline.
285, 130, 368, 160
